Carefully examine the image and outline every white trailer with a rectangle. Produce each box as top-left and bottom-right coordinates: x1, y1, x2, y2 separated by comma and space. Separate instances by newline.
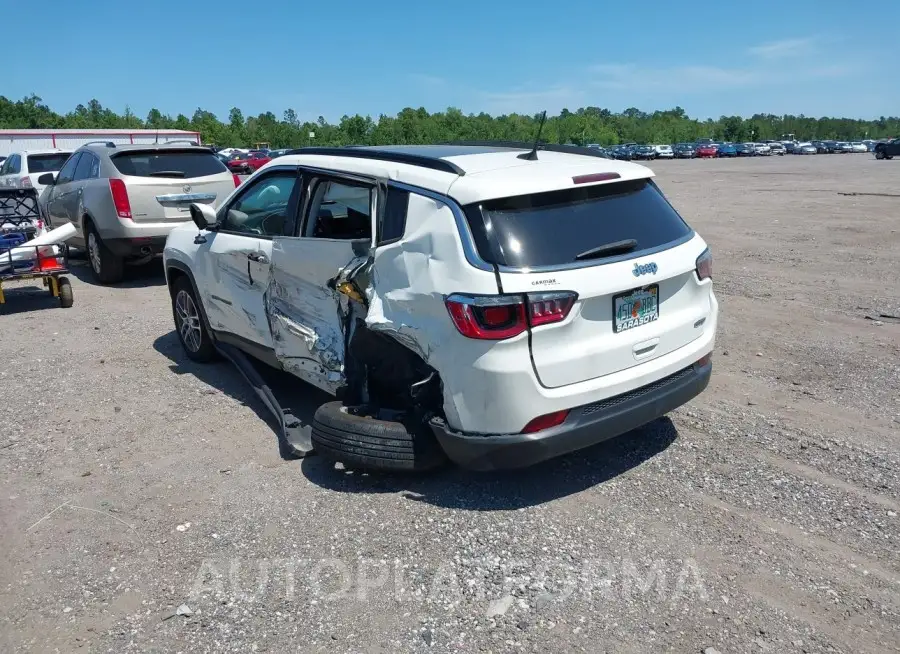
0, 129, 202, 157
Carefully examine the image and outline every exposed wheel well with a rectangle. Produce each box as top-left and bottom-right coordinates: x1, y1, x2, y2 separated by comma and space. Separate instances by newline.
345, 325, 444, 417
166, 267, 188, 297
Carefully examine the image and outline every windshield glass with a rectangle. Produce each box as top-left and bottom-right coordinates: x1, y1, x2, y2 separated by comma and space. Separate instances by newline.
27, 153, 73, 173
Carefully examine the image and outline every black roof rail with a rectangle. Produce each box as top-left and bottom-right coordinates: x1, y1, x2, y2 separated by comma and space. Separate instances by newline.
83, 140, 117, 148
443, 140, 612, 160
285, 146, 465, 176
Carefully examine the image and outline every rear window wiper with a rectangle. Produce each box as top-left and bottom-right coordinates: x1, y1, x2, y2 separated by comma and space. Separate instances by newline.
574, 238, 638, 261
148, 171, 186, 178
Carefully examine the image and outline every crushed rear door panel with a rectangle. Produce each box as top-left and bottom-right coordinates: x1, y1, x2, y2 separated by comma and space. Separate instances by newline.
266, 236, 369, 394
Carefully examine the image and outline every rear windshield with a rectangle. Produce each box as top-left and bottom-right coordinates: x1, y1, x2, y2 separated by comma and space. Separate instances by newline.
464, 178, 692, 268
110, 150, 227, 178
27, 153, 72, 173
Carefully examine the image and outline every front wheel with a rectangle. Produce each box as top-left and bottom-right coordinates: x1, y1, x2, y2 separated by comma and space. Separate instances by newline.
172, 277, 217, 362
875, 150, 885, 160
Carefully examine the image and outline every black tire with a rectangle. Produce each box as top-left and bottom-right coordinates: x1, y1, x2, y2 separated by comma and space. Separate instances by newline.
875, 150, 884, 160
86, 223, 124, 284
311, 402, 447, 472
171, 276, 217, 362
57, 276, 73, 308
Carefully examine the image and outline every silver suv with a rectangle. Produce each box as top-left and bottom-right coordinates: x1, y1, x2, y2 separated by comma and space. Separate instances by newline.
40, 142, 238, 283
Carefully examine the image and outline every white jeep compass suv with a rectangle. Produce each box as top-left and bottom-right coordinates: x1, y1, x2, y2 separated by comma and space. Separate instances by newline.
163, 143, 717, 471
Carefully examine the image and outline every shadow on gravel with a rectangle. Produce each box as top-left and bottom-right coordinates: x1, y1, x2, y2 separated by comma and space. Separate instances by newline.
0, 283, 63, 315
301, 418, 678, 510
68, 258, 167, 288
153, 329, 678, 509
152, 331, 330, 460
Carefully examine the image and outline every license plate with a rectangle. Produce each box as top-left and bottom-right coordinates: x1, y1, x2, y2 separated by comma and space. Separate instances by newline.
613, 285, 659, 333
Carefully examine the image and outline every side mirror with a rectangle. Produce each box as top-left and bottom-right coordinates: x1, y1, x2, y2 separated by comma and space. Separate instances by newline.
38, 172, 56, 185
189, 202, 217, 230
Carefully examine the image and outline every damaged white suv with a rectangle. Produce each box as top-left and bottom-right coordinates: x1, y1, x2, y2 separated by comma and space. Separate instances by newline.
163, 144, 717, 471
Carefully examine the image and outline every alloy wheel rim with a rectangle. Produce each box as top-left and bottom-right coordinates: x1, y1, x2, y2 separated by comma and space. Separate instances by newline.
175, 290, 202, 352
88, 233, 101, 273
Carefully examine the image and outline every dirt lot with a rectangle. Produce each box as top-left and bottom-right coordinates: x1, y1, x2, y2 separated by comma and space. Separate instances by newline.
1, 154, 898, 654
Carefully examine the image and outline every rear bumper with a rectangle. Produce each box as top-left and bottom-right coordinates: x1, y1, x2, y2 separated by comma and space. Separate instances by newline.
105, 235, 168, 257
431, 360, 712, 471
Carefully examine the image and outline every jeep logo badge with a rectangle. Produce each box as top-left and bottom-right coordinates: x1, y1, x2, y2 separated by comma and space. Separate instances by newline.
633, 262, 658, 277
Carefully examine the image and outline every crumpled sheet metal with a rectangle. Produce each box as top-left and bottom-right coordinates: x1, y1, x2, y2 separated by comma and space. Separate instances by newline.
363, 193, 499, 427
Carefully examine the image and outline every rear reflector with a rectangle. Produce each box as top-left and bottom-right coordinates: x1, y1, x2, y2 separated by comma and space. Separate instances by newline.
36, 255, 63, 272
109, 179, 132, 219
572, 172, 621, 185
522, 410, 569, 433
696, 353, 713, 367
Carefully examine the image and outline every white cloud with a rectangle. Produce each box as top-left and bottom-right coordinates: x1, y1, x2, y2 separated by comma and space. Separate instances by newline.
589, 63, 762, 91
748, 36, 817, 59
479, 86, 584, 114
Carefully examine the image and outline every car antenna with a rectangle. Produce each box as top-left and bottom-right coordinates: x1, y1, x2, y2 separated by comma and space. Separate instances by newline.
518, 110, 547, 161
155, 130, 159, 144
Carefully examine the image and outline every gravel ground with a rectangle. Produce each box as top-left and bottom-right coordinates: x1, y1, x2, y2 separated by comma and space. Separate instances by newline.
1, 154, 898, 654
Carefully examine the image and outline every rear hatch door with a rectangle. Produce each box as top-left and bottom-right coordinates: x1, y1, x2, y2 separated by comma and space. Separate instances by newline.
471, 176, 713, 388
110, 149, 234, 223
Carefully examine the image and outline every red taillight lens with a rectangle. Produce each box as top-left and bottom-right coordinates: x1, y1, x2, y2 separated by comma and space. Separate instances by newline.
696, 248, 712, 281
109, 179, 132, 220
696, 352, 713, 367
445, 295, 527, 340
528, 292, 577, 327
446, 292, 577, 339
19, 176, 33, 188
522, 410, 569, 433
232, 174, 242, 187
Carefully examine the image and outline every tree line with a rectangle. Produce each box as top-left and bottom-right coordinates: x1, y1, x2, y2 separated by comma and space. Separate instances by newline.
2, 95, 896, 148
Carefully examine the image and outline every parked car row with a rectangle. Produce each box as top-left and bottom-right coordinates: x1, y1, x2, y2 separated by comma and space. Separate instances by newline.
591, 138, 892, 160
214, 148, 294, 174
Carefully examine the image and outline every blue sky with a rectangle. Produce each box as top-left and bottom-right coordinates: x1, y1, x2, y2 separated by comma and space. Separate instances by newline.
8, 0, 898, 122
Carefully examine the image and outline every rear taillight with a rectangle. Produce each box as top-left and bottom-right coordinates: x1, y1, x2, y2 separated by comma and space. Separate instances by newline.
445, 294, 527, 340
232, 174, 242, 188
445, 291, 577, 340
109, 179, 132, 220
19, 176, 32, 188
528, 292, 577, 327
695, 248, 712, 281
522, 410, 569, 433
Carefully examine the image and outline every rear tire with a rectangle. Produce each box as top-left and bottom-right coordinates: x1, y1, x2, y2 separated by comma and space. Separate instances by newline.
875, 150, 885, 160
311, 402, 447, 472
86, 225, 124, 284
57, 276, 73, 308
